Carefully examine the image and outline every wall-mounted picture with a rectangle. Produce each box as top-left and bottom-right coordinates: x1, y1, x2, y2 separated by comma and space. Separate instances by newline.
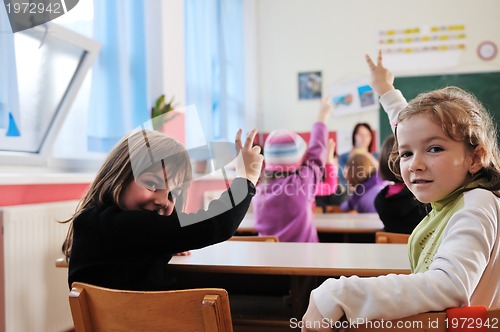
329, 77, 379, 117
298, 71, 322, 100
358, 84, 376, 107
333, 93, 354, 107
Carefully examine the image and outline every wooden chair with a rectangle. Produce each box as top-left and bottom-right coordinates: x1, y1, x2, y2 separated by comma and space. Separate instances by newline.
314, 206, 324, 214
375, 231, 410, 244
69, 282, 233, 332
314, 205, 343, 213
229, 235, 279, 242
344, 307, 500, 331
55, 257, 69, 268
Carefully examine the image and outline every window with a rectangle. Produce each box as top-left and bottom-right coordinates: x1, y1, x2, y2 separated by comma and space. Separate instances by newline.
0, 23, 100, 167
0, 0, 159, 171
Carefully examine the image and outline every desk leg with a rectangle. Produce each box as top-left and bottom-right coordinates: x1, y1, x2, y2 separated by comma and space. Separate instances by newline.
290, 276, 318, 318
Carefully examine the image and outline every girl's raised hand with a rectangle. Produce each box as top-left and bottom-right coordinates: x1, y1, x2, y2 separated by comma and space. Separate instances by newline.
318, 96, 333, 123
235, 129, 264, 186
365, 50, 395, 96
326, 138, 336, 164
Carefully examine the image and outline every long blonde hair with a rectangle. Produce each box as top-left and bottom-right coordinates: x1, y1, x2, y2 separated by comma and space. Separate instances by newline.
61, 129, 192, 260
389, 87, 500, 196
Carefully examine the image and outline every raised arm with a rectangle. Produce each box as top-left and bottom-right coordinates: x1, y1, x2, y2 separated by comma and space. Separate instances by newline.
297, 97, 333, 200
234, 129, 264, 186
317, 96, 333, 124
366, 50, 395, 96
316, 138, 338, 196
308, 97, 333, 164
366, 50, 408, 132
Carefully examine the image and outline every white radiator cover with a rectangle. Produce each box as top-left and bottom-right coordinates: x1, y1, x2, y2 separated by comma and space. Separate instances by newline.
1, 200, 78, 332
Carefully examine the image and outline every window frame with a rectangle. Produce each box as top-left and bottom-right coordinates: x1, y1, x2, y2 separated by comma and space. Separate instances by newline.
0, 22, 100, 167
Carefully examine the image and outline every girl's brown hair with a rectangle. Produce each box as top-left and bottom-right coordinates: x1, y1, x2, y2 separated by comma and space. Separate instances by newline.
344, 153, 377, 186
389, 87, 500, 196
61, 129, 192, 260
379, 135, 400, 183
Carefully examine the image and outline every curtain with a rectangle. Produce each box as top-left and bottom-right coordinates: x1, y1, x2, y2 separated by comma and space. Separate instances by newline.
0, 4, 20, 136
184, 0, 244, 148
87, 0, 148, 152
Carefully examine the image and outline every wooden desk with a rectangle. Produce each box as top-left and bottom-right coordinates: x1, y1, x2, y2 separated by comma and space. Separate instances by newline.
237, 213, 384, 241
169, 241, 409, 277
169, 241, 410, 322
56, 242, 408, 328
313, 213, 384, 234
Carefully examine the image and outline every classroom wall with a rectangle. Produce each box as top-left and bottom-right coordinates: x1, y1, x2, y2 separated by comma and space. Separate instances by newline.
252, 0, 500, 148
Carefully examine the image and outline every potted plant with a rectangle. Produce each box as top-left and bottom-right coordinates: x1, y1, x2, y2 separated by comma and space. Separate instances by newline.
151, 94, 179, 130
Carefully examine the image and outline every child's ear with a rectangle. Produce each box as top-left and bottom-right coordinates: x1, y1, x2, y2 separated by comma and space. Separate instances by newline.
469, 145, 486, 175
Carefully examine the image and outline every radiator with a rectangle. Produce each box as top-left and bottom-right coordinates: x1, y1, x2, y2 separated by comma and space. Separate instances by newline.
0, 200, 79, 332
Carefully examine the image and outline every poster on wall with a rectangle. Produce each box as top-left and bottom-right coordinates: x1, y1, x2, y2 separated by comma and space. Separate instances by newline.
329, 77, 377, 117
378, 24, 467, 71
298, 71, 322, 100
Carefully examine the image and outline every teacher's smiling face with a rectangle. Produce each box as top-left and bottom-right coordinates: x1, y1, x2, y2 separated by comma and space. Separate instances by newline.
354, 125, 372, 149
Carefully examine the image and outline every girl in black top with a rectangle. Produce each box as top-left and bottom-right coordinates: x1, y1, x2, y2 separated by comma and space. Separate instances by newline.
62, 128, 263, 291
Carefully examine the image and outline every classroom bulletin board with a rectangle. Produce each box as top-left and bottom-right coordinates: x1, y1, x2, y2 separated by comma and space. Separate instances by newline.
378, 72, 500, 143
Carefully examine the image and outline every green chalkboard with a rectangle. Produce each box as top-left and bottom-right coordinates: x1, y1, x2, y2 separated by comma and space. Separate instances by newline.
379, 72, 500, 144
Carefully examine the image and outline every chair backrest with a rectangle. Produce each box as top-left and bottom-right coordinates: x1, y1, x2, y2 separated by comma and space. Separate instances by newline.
345, 307, 500, 331
314, 205, 343, 213
55, 257, 69, 268
228, 235, 279, 242
69, 282, 233, 332
314, 206, 324, 214
375, 231, 410, 244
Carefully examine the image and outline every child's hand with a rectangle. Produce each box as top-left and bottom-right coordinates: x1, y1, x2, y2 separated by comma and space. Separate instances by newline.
326, 138, 336, 164
366, 50, 395, 96
174, 251, 191, 256
235, 129, 264, 186
317, 96, 333, 123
